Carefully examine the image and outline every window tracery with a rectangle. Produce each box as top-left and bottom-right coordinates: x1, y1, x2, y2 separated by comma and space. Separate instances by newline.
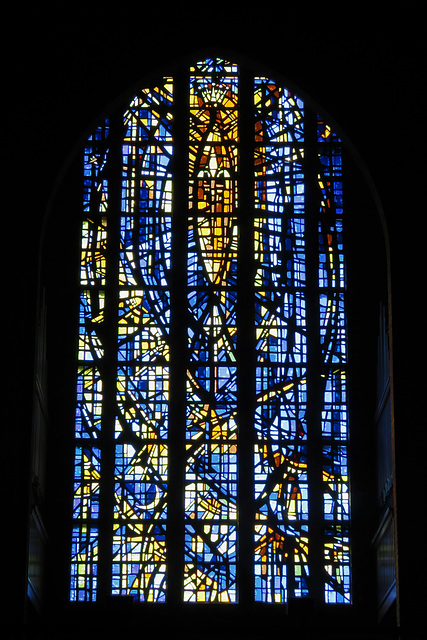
70, 57, 350, 606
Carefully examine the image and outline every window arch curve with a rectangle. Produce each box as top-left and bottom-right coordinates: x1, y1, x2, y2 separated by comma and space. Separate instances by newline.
68, 54, 352, 608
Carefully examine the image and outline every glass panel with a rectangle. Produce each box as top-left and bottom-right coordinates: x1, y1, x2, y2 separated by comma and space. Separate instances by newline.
253, 78, 309, 603
318, 119, 351, 603
184, 59, 239, 603
112, 80, 173, 601
70, 121, 110, 599
70, 527, 98, 602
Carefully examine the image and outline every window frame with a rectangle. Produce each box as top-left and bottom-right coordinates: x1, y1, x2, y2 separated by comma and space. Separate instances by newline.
55, 53, 358, 608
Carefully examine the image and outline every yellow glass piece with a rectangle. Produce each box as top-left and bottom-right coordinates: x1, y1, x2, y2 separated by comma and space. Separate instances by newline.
256, 378, 306, 404
196, 216, 238, 285
124, 80, 173, 143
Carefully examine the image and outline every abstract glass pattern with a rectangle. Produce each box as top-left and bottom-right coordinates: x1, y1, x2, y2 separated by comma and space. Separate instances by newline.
112, 80, 173, 601
184, 59, 239, 603
253, 80, 309, 602
317, 120, 350, 603
70, 58, 351, 606
70, 121, 109, 601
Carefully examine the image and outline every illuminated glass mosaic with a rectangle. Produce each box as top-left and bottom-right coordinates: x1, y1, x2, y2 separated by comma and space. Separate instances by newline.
184, 59, 239, 603
317, 120, 350, 602
112, 80, 173, 602
70, 58, 351, 606
71, 121, 109, 601
253, 79, 308, 602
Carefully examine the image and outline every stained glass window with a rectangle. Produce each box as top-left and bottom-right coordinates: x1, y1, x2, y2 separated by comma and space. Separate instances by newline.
70, 57, 351, 606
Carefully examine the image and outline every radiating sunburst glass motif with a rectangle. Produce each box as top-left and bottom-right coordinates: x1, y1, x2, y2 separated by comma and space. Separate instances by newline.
71, 58, 350, 606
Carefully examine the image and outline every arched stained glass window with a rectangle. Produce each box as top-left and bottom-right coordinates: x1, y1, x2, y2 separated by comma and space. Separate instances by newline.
70, 56, 350, 607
